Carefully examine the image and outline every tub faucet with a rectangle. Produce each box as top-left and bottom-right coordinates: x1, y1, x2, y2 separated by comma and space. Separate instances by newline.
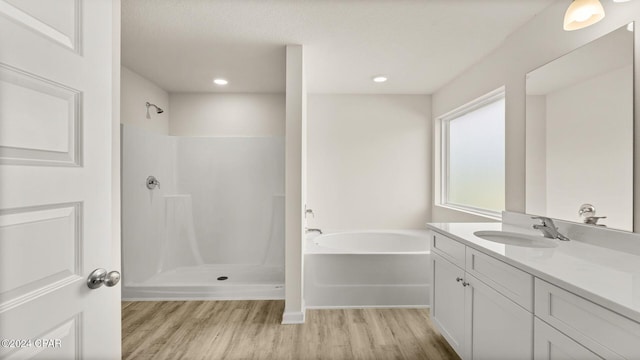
532, 216, 569, 241
306, 228, 322, 234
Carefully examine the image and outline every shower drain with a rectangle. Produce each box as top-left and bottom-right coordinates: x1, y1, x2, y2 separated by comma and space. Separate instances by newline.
217, 276, 228, 281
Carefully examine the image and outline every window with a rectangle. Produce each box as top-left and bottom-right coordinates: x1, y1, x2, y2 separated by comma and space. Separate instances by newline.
439, 89, 505, 218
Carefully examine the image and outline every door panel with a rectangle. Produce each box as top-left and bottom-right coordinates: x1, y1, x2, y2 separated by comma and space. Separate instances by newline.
0, 64, 81, 165
0, 1, 119, 359
0, 203, 81, 309
0, 0, 80, 51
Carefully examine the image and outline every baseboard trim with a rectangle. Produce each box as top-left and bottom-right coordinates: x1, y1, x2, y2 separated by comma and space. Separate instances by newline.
281, 310, 306, 324
305, 305, 430, 310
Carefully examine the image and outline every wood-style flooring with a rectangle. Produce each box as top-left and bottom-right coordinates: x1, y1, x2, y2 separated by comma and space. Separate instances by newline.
122, 300, 460, 360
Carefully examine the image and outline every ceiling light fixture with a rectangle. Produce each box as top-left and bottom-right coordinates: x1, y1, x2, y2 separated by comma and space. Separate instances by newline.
612, 0, 630, 3
213, 78, 228, 85
563, 0, 605, 31
372, 75, 388, 83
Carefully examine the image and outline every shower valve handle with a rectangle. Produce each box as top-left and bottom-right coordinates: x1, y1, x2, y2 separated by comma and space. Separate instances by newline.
146, 175, 161, 189
305, 208, 315, 218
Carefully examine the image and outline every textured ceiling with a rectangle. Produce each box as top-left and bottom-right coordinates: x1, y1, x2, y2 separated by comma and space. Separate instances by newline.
122, 0, 557, 94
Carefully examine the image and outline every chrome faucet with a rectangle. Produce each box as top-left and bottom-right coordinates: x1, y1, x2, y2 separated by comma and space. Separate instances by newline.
305, 228, 322, 234
532, 216, 569, 241
578, 204, 607, 227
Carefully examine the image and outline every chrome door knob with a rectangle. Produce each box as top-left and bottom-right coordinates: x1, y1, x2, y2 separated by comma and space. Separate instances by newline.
105, 271, 121, 287
87, 268, 121, 289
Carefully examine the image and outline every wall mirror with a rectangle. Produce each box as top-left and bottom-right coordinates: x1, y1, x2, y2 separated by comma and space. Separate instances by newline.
525, 23, 634, 231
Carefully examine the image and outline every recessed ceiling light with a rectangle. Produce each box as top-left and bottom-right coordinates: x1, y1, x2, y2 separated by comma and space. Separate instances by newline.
213, 78, 228, 85
372, 75, 388, 83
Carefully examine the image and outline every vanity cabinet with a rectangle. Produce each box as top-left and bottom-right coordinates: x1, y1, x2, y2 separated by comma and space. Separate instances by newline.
430, 230, 640, 360
431, 252, 466, 354
534, 318, 603, 360
466, 272, 533, 359
430, 232, 533, 360
534, 279, 640, 359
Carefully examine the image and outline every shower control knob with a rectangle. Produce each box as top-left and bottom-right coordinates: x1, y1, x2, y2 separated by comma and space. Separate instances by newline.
87, 268, 121, 289
146, 175, 161, 190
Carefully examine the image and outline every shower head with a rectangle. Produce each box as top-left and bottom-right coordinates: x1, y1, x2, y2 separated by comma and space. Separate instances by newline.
146, 102, 164, 116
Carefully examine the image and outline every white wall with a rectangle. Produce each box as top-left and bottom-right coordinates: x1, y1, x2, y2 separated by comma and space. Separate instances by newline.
283, 45, 306, 324
121, 66, 170, 134
169, 93, 285, 137
431, 0, 640, 224
307, 94, 431, 230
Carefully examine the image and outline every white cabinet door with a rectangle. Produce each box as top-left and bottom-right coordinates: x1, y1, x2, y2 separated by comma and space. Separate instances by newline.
534, 318, 603, 360
431, 252, 466, 356
0, 1, 120, 359
466, 273, 533, 360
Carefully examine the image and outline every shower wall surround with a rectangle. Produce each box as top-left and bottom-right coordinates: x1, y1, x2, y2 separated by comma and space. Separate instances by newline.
121, 125, 285, 296
175, 137, 285, 265
122, 125, 176, 284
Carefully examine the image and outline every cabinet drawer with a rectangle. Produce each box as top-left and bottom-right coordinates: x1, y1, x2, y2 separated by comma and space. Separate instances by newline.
431, 232, 465, 268
535, 279, 640, 359
466, 248, 533, 311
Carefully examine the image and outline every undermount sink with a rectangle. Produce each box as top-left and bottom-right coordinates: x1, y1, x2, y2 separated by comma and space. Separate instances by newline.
473, 230, 558, 248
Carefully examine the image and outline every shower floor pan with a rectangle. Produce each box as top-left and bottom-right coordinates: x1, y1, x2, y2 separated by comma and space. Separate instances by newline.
122, 264, 284, 301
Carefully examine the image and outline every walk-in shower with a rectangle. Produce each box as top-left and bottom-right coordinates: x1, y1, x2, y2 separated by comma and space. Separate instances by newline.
121, 125, 285, 300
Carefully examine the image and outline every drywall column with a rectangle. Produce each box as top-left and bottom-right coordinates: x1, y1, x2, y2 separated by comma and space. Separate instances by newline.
282, 45, 306, 324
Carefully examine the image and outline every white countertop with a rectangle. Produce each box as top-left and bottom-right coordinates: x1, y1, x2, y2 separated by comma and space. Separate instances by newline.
427, 222, 640, 323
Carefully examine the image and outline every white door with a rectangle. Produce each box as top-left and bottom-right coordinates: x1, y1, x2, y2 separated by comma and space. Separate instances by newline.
0, 1, 120, 359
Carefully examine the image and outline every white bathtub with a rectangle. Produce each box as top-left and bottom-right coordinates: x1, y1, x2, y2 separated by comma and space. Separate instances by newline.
304, 230, 431, 308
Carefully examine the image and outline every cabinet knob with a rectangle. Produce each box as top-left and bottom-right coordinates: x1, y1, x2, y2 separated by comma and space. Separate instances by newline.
456, 277, 463, 282
462, 281, 470, 287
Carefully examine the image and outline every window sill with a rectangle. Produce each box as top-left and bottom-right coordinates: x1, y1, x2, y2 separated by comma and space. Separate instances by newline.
435, 203, 502, 222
